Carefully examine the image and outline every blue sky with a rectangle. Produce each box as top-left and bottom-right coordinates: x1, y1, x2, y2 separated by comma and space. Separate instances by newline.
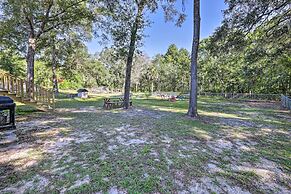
87, 0, 226, 57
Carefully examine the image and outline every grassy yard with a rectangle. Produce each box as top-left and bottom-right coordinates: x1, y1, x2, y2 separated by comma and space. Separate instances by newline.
0, 94, 290, 194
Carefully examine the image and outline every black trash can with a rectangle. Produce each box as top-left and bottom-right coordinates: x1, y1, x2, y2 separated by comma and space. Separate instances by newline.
0, 96, 16, 130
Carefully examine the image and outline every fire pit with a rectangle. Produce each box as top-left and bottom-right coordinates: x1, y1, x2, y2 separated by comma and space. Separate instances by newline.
0, 96, 16, 129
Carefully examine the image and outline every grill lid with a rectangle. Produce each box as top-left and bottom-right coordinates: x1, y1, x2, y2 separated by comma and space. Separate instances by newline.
77, 89, 88, 93
0, 96, 14, 104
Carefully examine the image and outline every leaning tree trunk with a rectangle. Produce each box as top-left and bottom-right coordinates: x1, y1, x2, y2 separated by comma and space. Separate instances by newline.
26, 35, 36, 100
187, 0, 200, 117
123, 6, 144, 109
52, 42, 59, 94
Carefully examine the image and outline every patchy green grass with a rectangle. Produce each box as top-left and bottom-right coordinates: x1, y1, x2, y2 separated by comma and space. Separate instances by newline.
15, 103, 38, 115
1, 95, 290, 193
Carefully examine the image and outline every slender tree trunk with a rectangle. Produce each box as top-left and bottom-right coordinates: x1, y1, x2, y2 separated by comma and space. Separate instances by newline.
52, 42, 59, 94
173, 79, 176, 92
157, 76, 161, 92
187, 0, 200, 117
123, 5, 144, 109
26, 34, 36, 99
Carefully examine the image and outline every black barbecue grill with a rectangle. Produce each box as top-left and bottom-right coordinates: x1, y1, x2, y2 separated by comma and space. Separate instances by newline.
0, 96, 16, 129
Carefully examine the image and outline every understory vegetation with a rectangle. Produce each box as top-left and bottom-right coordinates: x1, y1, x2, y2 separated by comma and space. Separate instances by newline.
2, 38, 290, 95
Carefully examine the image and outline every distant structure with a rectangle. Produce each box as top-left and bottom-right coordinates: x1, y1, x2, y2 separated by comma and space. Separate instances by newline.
77, 89, 89, 99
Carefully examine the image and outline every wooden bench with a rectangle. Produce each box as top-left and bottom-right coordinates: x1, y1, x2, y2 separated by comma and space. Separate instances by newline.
103, 98, 132, 110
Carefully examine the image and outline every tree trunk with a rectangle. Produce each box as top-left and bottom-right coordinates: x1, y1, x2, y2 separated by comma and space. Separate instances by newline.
26, 35, 36, 100
135, 83, 138, 92
157, 76, 161, 92
187, 0, 200, 117
52, 42, 59, 94
123, 5, 144, 109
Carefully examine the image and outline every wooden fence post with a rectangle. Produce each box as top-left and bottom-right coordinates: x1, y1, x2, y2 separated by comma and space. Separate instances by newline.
0, 70, 55, 111
20, 80, 24, 101
1, 74, 4, 89
7, 75, 10, 92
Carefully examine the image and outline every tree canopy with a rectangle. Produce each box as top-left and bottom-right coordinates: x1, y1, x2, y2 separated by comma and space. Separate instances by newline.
0, 0, 289, 98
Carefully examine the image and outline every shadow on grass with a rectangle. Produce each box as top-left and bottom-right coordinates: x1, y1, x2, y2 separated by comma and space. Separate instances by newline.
0, 113, 74, 191
55, 96, 104, 109
1, 95, 289, 193
133, 97, 291, 172
15, 104, 39, 115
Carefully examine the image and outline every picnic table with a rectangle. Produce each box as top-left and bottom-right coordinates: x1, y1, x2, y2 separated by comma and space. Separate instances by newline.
103, 97, 132, 109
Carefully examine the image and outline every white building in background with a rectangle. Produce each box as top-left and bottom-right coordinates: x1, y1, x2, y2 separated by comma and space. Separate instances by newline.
77, 89, 89, 99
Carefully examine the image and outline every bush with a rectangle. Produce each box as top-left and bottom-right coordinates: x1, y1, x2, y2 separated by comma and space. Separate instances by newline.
144, 92, 151, 99
59, 80, 82, 90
